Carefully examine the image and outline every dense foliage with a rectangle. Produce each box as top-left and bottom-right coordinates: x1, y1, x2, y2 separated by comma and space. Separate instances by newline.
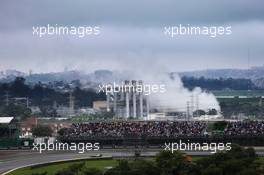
28, 145, 264, 175
32, 125, 53, 137
182, 76, 259, 90
219, 98, 264, 118
0, 77, 105, 117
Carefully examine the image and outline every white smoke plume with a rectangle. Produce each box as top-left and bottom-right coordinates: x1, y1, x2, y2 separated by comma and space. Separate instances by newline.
123, 65, 220, 113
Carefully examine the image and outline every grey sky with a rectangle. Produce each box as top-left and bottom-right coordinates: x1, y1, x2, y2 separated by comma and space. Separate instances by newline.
0, 0, 264, 73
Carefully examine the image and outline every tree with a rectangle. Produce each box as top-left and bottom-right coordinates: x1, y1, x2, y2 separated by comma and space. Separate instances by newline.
32, 125, 53, 137
0, 104, 31, 120
193, 110, 206, 117
156, 151, 189, 175
57, 128, 68, 136
202, 164, 222, 175
181, 76, 258, 91
197, 145, 259, 175
10, 77, 30, 97
207, 109, 217, 115
213, 121, 227, 131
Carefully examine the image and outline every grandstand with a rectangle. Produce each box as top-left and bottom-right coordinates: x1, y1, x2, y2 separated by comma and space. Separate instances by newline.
59, 120, 264, 147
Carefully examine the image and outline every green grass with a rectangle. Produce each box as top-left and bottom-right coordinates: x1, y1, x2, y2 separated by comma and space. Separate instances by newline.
6, 156, 204, 175
7, 156, 263, 175
191, 156, 204, 161
7, 158, 118, 175
258, 156, 264, 163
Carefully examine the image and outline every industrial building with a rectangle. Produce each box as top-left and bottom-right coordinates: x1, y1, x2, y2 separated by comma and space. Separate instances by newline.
106, 80, 149, 120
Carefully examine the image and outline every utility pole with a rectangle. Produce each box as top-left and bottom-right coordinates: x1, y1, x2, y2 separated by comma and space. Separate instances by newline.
69, 92, 75, 116
247, 48, 250, 97
190, 94, 194, 119
259, 97, 262, 107
53, 101, 57, 109
186, 101, 190, 121
5, 91, 9, 106
26, 97, 29, 108
195, 94, 199, 117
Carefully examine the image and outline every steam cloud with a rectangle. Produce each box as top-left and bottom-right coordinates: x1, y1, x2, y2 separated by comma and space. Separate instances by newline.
117, 64, 220, 113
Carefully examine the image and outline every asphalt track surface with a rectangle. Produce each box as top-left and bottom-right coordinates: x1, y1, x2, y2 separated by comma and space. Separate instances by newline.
0, 148, 264, 174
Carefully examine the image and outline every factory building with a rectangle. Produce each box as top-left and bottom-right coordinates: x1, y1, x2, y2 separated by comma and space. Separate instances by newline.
106, 80, 149, 120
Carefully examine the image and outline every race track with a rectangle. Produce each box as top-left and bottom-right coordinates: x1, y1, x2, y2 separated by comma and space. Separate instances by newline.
1, 148, 264, 174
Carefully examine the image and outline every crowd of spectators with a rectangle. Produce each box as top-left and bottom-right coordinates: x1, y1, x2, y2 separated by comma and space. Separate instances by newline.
224, 121, 264, 136
62, 120, 264, 139
63, 121, 207, 139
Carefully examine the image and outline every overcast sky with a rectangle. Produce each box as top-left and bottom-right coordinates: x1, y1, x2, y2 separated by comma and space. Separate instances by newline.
0, 0, 264, 73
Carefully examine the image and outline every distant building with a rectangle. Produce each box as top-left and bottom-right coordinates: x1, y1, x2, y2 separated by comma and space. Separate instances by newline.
30, 106, 41, 114
0, 117, 16, 138
93, 101, 108, 111
0, 117, 14, 124
35, 119, 72, 136
77, 107, 97, 115
46, 122, 71, 136
19, 117, 37, 138
56, 106, 76, 118
148, 113, 165, 120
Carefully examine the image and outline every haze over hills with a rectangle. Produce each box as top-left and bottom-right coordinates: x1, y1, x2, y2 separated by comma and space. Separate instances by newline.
0, 69, 130, 84
1, 66, 264, 115
1, 66, 264, 87
177, 66, 264, 89
178, 66, 264, 80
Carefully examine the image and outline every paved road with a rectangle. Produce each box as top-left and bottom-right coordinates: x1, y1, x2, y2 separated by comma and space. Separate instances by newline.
1, 149, 150, 174
0, 149, 264, 174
